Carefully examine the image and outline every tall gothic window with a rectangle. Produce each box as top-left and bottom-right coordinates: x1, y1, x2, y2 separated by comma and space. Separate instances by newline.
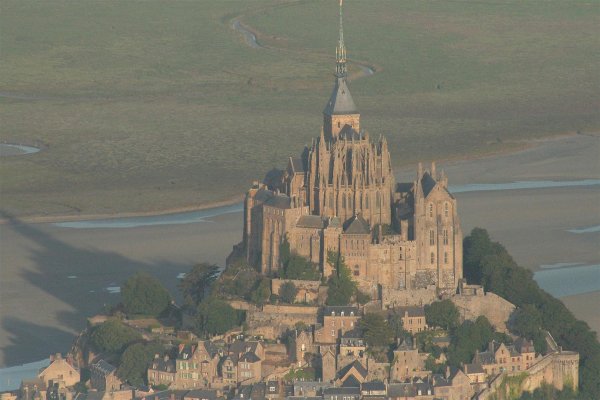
342, 195, 346, 209
365, 196, 369, 209
444, 202, 449, 217
329, 195, 334, 209
443, 229, 449, 245
429, 230, 435, 245
430, 252, 435, 264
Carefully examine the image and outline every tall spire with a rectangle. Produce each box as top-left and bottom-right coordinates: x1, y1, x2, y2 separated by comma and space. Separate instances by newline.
336, 0, 347, 78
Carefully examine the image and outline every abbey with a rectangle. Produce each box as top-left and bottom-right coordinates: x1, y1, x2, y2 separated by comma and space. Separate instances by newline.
242, 6, 462, 295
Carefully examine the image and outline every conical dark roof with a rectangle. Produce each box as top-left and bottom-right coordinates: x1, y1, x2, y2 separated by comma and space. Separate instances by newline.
323, 77, 358, 115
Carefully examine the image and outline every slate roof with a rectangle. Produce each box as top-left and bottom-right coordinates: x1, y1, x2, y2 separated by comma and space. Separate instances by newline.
184, 390, 218, 400
361, 381, 386, 392
395, 182, 414, 193
343, 214, 370, 235
290, 158, 306, 173
464, 363, 485, 374
338, 360, 368, 380
326, 217, 342, 229
151, 356, 176, 373
265, 194, 292, 209
341, 375, 361, 388
239, 352, 261, 363
296, 215, 325, 229
323, 306, 359, 317
421, 172, 437, 197
323, 77, 358, 116
341, 328, 364, 339
92, 359, 116, 376
338, 125, 363, 141
396, 306, 425, 317
323, 387, 361, 395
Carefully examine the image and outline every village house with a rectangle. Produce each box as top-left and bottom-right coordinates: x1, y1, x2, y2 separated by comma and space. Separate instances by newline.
472, 338, 537, 377
147, 354, 177, 387
90, 360, 122, 392
38, 353, 79, 388
390, 339, 427, 381
315, 307, 360, 345
394, 306, 427, 334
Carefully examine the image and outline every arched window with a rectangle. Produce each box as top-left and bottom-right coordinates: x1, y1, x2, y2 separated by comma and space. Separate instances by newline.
429, 230, 435, 245
348, 194, 353, 210
430, 252, 435, 264
429, 203, 433, 217
337, 121, 341, 128
342, 195, 346, 209
365, 196, 369, 209
444, 202, 449, 217
443, 229, 449, 245
329, 195, 334, 209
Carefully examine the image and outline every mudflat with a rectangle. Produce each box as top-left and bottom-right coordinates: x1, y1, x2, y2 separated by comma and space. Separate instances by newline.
0, 134, 598, 367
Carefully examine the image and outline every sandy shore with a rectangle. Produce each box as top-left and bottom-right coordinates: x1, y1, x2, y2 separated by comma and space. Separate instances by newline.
0, 134, 598, 367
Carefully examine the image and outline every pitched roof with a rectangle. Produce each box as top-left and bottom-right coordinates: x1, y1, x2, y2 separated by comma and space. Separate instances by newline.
323, 77, 358, 116
296, 215, 325, 229
290, 158, 306, 173
92, 360, 117, 375
396, 306, 425, 317
184, 390, 218, 400
421, 172, 437, 197
361, 381, 385, 392
323, 306, 359, 317
265, 194, 291, 209
323, 387, 361, 395
464, 363, 484, 374
239, 352, 261, 363
341, 375, 361, 388
338, 360, 368, 380
343, 214, 370, 235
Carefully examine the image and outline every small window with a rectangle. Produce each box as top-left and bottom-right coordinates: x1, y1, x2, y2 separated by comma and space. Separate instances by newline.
430, 252, 435, 264
444, 202, 449, 217
429, 230, 435, 245
443, 229, 449, 245
338, 121, 341, 128
429, 203, 433, 217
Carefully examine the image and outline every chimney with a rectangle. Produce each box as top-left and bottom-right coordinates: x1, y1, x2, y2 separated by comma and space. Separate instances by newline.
431, 161, 436, 179
417, 162, 423, 179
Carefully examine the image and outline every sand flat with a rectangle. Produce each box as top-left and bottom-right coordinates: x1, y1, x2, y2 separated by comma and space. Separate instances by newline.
561, 291, 600, 335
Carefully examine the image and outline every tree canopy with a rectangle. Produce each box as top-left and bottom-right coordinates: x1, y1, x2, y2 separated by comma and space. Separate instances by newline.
280, 238, 320, 280
194, 298, 244, 337
424, 300, 460, 330
117, 342, 164, 387
89, 319, 142, 354
279, 281, 298, 304
121, 272, 171, 317
178, 263, 220, 307
359, 313, 394, 348
250, 277, 271, 306
326, 251, 357, 306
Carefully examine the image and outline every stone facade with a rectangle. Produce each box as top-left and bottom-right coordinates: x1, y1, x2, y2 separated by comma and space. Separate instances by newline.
241, 17, 462, 296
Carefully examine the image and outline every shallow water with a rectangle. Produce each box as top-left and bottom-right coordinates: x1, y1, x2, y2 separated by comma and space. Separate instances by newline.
0, 358, 50, 392
0, 144, 40, 157
568, 225, 600, 234
450, 179, 600, 193
534, 264, 600, 298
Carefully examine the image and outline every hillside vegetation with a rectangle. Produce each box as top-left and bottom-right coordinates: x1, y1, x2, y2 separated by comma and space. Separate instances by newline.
1, 0, 598, 216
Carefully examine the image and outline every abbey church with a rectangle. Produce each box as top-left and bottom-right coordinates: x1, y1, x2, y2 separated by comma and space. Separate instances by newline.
241, 4, 463, 295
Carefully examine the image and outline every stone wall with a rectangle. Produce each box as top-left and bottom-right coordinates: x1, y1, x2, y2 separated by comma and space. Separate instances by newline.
451, 292, 515, 333
381, 286, 438, 308
271, 279, 321, 304
246, 305, 319, 340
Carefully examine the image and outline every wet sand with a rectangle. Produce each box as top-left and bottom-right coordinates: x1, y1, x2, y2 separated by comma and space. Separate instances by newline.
0, 134, 598, 367
561, 291, 600, 335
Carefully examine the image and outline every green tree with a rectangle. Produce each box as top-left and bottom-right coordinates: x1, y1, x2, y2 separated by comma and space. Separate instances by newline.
424, 300, 460, 330
326, 251, 356, 306
447, 316, 497, 367
278, 238, 320, 280
194, 298, 244, 336
355, 290, 371, 305
178, 263, 220, 307
121, 272, 171, 317
117, 342, 164, 387
359, 313, 394, 348
89, 319, 142, 354
279, 281, 298, 304
388, 313, 411, 340
250, 277, 271, 305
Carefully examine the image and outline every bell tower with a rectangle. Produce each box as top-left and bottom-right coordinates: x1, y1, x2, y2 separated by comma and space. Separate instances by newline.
323, 0, 360, 140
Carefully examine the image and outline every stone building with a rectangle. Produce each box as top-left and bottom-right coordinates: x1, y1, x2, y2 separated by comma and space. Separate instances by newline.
241, 1, 462, 296
90, 360, 122, 392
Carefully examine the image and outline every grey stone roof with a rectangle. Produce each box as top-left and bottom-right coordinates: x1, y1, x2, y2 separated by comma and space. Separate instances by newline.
296, 215, 325, 229
185, 390, 218, 400
421, 172, 437, 197
151, 356, 176, 373
361, 381, 385, 392
92, 359, 116, 375
324, 386, 361, 395
290, 158, 306, 173
341, 328, 364, 339
341, 375, 361, 388
265, 194, 291, 209
323, 77, 358, 116
396, 182, 413, 193
338, 360, 368, 380
338, 125, 363, 141
464, 363, 484, 374
326, 217, 342, 229
323, 306, 359, 316
239, 351, 261, 363
343, 214, 370, 235
396, 306, 425, 317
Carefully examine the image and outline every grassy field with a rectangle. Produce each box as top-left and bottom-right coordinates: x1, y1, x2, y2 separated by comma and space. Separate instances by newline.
1, 0, 598, 217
